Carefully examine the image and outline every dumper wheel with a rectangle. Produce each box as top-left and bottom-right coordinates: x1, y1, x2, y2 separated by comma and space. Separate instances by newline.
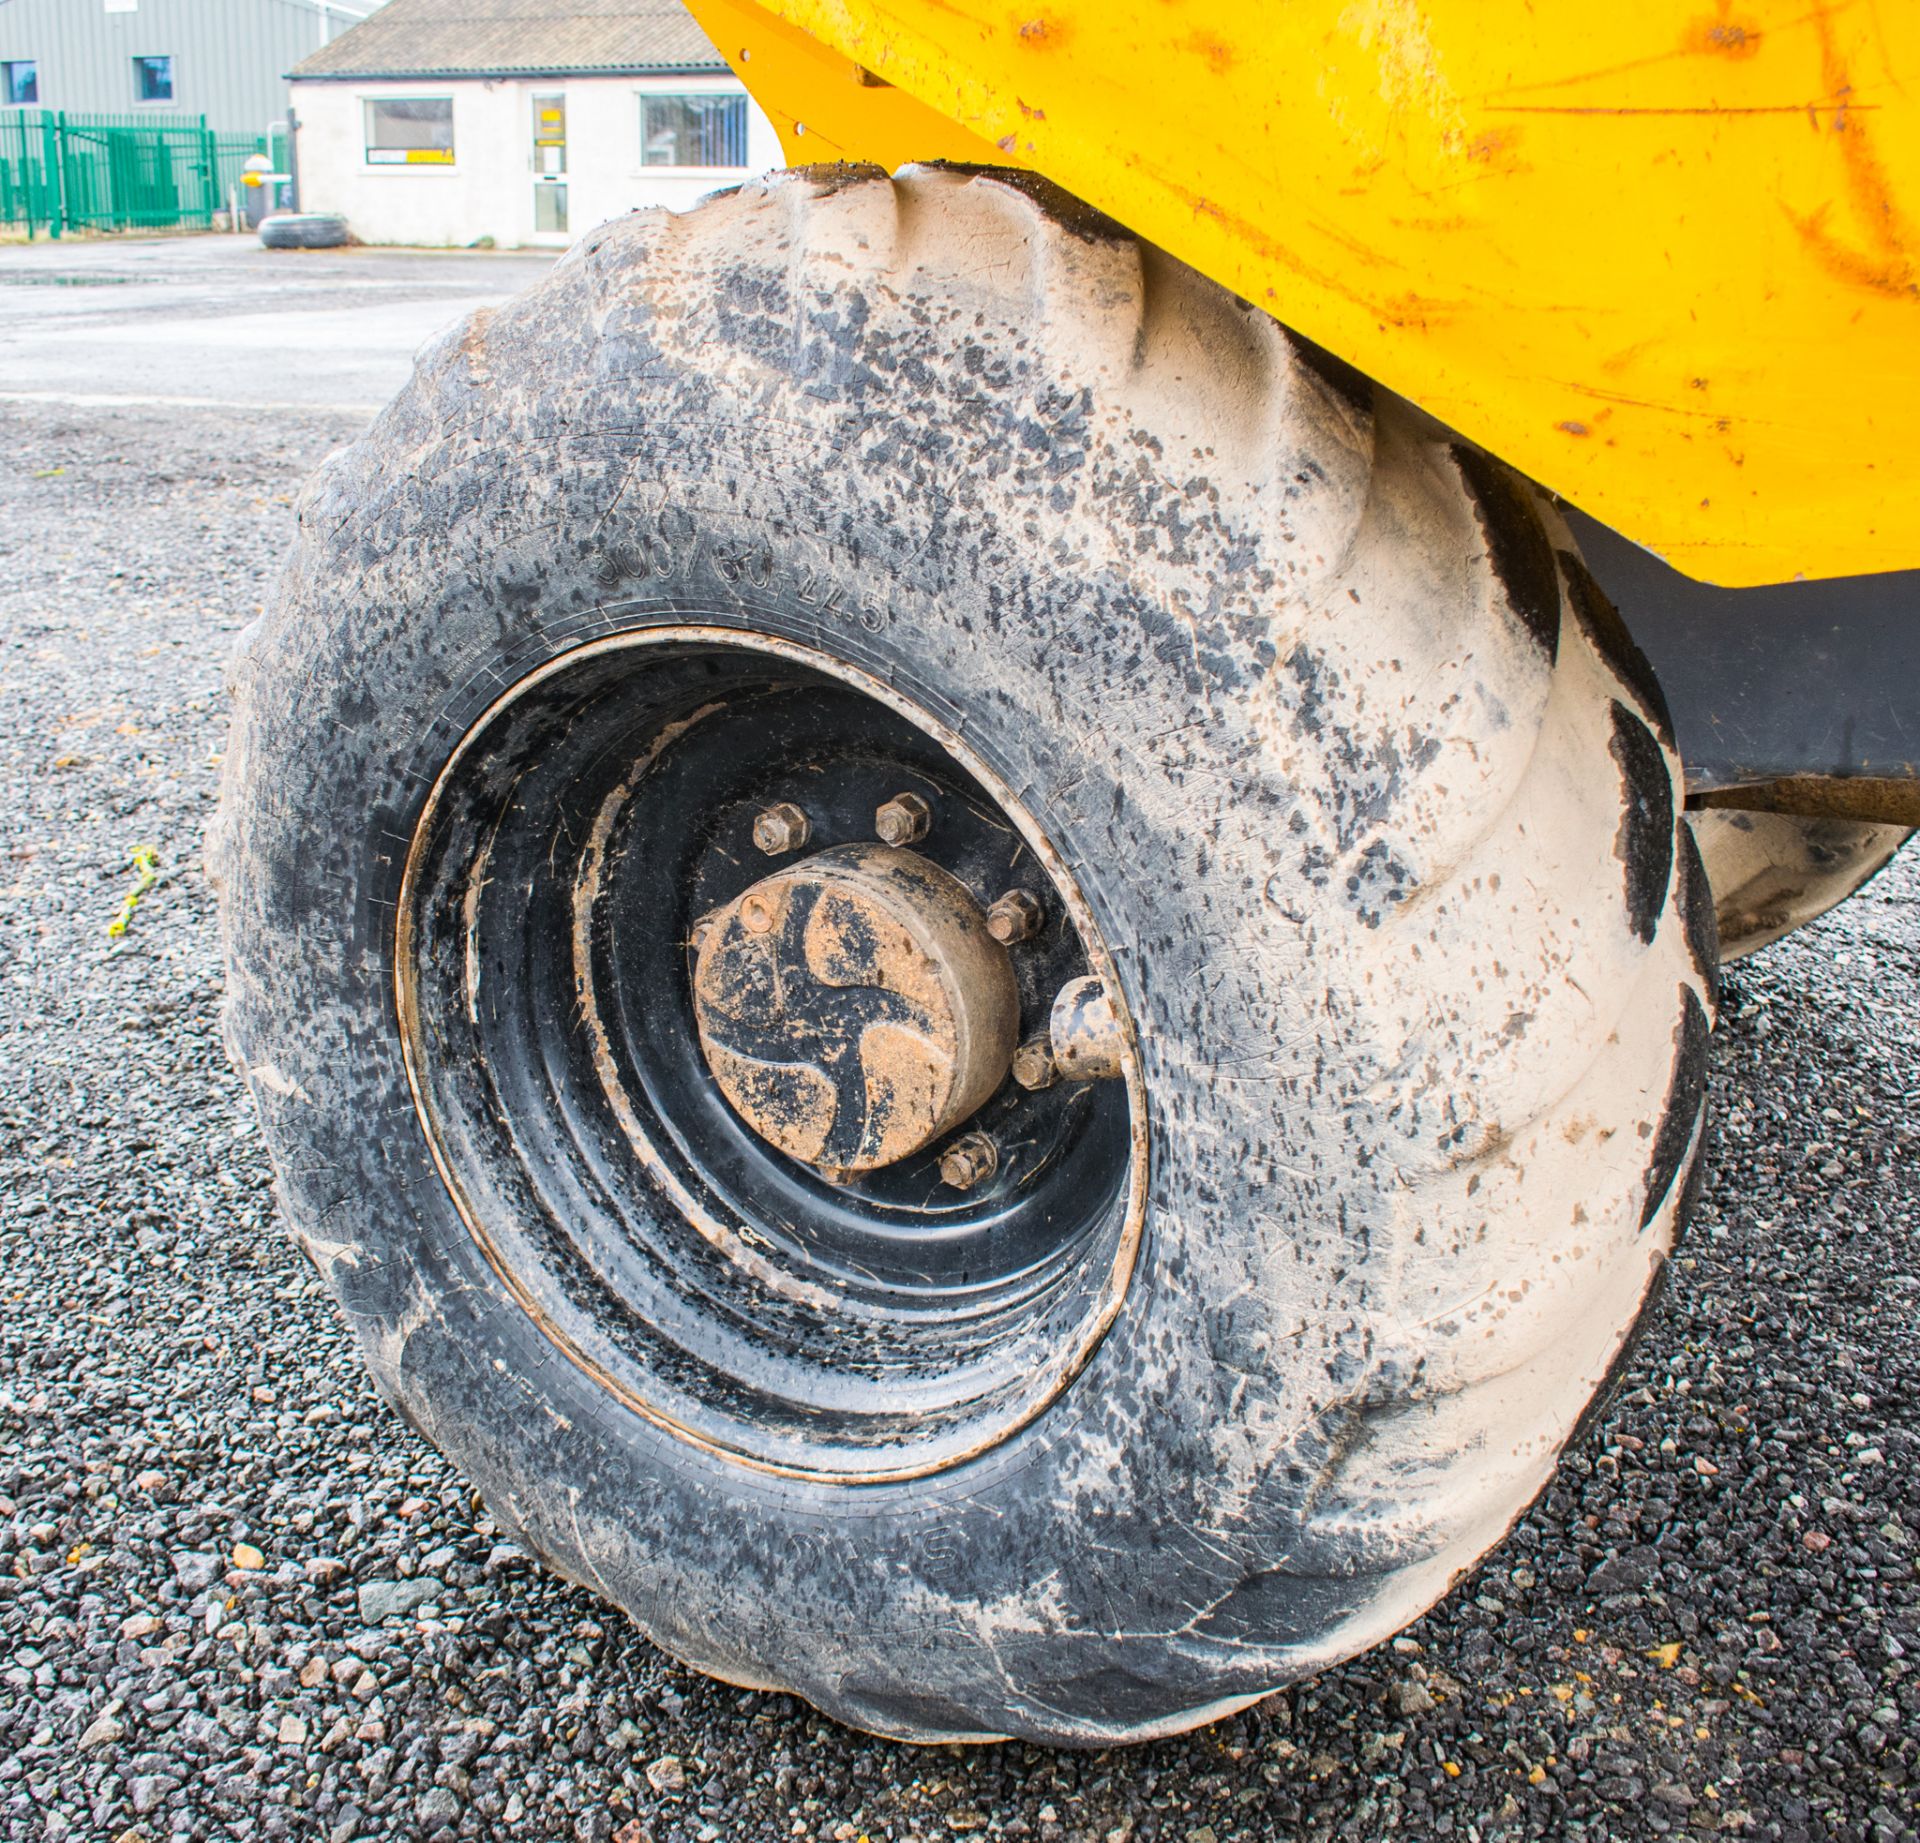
1686, 808, 1912, 962
214, 167, 1715, 1746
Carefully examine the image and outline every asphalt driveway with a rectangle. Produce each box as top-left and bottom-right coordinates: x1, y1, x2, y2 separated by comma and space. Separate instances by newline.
0, 232, 554, 415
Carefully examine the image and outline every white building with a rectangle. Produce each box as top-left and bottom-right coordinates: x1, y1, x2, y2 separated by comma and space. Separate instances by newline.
287, 0, 780, 249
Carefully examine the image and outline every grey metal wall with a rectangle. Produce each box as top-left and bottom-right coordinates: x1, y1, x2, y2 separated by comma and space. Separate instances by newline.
0, 0, 370, 133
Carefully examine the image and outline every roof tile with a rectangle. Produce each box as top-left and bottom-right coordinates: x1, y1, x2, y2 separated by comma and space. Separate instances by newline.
291, 0, 730, 80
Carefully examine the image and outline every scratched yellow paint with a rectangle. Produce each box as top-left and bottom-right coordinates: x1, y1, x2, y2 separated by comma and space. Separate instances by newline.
684, 0, 1920, 586
692, 0, 1010, 167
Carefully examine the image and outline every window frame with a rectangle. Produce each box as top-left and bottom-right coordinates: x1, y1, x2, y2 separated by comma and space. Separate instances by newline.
636, 91, 750, 171
2, 61, 39, 107
362, 94, 456, 169
531, 91, 567, 176
131, 54, 174, 105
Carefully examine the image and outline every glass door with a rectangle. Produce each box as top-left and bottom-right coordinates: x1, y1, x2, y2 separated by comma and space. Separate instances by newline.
531, 93, 567, 240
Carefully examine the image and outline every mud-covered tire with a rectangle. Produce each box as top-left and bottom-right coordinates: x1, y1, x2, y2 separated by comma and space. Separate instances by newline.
213, 167, 1716, 1745
258, 212, 349, 250
1686, 808, 1912, 962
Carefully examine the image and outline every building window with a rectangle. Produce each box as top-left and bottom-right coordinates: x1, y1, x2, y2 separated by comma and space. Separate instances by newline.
534, 184, 568, 235
132, 55, 173, 103
2, 61, 38, 106
364, 96, 454, 166
639, 93, 747, 168
532, 93, 566, 175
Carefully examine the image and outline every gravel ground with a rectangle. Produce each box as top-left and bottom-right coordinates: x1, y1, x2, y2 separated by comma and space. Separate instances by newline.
1, 398, 1916, 1843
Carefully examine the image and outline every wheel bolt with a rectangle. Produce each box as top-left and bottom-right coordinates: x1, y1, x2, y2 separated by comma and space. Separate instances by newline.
938, 1130, 998, 1191
689, 916, 716, 956
1010, 1036, 1057, 1091
1049, 975, 1125, 1080
874, 791, 932, 847
752, 801, 810, 856
985, 888, 1043, 945
739, 890, 778, 935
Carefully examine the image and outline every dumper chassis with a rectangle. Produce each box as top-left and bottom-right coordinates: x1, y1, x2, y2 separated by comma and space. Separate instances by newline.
216, 2, 1919, 1747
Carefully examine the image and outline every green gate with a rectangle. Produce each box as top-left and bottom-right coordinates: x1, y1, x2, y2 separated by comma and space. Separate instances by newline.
0, 112, 272, 237
0, 112, 62, 237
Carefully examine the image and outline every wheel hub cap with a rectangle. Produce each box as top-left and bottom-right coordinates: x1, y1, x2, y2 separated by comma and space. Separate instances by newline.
691, 843, 1019, 1176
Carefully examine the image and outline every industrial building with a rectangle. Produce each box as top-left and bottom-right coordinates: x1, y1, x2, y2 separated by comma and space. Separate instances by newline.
0, 0, 369, 136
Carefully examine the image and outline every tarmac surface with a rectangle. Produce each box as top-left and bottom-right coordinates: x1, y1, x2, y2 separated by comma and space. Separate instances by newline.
0, 232, 554, 415
0, 235, 1915, 1842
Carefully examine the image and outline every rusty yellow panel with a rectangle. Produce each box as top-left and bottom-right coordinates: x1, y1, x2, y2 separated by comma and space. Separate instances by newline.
685, 0, 1920, 587
689, 0, 1013, 171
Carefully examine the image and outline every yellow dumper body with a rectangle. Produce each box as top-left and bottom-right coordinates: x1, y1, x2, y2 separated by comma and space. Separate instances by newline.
686, 0, 1920, 587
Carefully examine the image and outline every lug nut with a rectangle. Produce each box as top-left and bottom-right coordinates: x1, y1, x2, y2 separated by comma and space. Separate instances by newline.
1010, 1036, 1058, 1091
985, 888, 1043, 945
938, 1130, 999, 1191
752, 801, 810, 856
739, 890, 778, 935
874, 791, 932, 848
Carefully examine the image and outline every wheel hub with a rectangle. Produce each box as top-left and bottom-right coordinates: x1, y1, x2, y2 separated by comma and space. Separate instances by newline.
692, 844, 1019, 1178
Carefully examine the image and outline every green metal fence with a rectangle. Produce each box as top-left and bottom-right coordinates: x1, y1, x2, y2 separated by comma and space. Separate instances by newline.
0, 113, 61, 236
1, 111, 272, 238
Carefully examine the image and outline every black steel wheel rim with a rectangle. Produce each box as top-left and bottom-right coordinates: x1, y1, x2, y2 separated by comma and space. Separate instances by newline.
396, 626, 1146, 1480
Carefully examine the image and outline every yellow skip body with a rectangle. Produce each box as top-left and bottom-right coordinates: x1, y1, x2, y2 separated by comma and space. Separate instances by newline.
686, 0, 1920, 586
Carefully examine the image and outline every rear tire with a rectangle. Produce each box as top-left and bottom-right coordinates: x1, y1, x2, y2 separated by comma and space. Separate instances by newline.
1687, 808, 1912, 961
214, 166, 1714, 1744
